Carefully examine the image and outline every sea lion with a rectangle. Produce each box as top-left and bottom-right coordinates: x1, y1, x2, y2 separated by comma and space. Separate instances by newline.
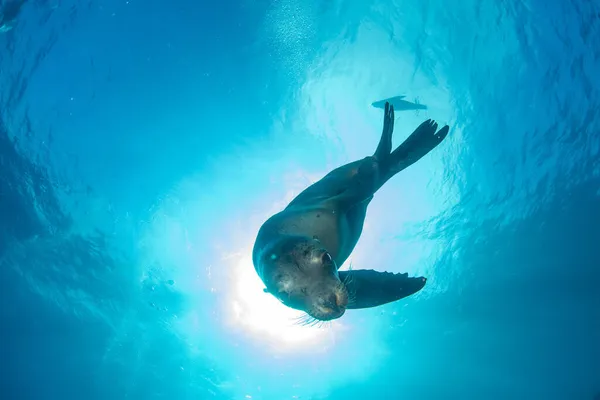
372, 95, 427, 111
252, 102, 449, 321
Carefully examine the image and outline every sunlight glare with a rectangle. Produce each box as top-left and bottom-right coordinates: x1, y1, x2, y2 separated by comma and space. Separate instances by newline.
224, 248, 338, 350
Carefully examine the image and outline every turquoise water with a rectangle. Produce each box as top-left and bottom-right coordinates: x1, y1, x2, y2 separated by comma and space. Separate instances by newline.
1, 0, 599, 399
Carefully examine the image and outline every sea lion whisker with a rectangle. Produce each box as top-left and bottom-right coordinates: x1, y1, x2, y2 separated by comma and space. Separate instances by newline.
339, 276, 357, 306
341, 269, 356, 289
341, 272, 354, 287
346, 289, 357, 307
292, 314, 308, 326
296, 313, 322, 327
295, 314, 314, 327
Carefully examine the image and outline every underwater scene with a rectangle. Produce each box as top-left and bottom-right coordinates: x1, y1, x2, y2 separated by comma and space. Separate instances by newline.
1, 0, 599, 399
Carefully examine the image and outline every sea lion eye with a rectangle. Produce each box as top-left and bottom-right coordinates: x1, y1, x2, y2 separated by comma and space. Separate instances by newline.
321, 252, 332, 264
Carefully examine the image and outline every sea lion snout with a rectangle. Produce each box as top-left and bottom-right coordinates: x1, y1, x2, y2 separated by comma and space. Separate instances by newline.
335, 289, 348, 309
320, 293, 344, 312
314, 294, 346, 320
309, 281, 349, 321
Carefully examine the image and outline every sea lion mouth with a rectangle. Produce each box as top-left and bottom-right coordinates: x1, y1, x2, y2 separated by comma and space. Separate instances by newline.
313, 305, 346, 321
309, 285, 349, 321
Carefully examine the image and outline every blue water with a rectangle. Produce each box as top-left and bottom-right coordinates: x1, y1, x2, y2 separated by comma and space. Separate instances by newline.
1, 0, 599, 399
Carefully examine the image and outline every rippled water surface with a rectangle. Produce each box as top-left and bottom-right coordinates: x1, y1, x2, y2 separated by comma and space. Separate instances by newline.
1, 1, 599, 399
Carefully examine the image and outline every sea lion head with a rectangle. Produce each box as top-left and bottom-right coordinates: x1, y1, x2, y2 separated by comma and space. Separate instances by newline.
259, 236, 349, 321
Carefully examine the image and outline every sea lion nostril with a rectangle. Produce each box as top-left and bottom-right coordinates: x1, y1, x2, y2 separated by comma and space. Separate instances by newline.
328, 293, 337, 306
334, 291, 346, 308
323, 294, 341, 312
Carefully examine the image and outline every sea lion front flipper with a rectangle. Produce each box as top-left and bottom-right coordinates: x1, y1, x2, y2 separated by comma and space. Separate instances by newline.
339, 269, 426, 309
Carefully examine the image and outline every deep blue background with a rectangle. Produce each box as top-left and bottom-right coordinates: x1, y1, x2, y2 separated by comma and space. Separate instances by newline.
1, 0, 599, 399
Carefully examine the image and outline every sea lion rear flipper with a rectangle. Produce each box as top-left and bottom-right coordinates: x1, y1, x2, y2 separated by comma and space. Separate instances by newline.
339, 269, 426, 309
374, 101, 394, 161
326, 103, 395, 210
385, 119, 449, 176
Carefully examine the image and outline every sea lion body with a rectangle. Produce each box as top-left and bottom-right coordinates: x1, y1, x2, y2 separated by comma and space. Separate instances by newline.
253, 158, 371, 268
253, 103, 449, 321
